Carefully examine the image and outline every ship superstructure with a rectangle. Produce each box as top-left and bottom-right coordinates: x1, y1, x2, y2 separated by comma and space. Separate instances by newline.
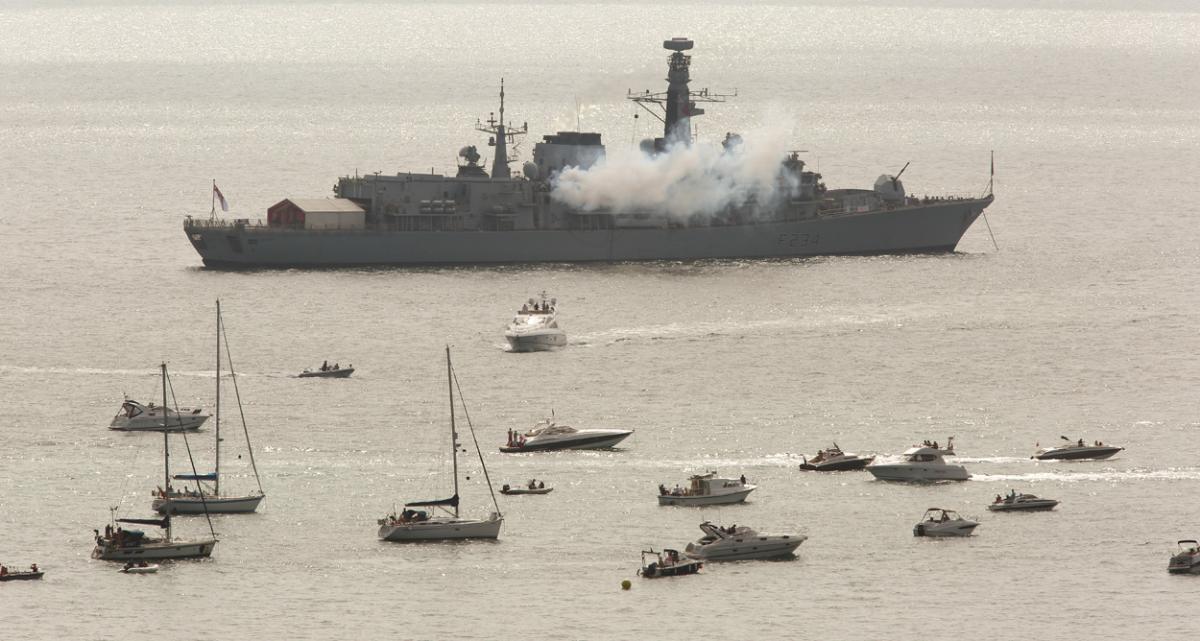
184, 38, 993, 268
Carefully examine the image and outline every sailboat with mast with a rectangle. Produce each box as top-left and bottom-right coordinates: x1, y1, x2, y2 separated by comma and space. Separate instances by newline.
378, 347, 503, 541
153, 300, 265, 515
92, 363, 219, 561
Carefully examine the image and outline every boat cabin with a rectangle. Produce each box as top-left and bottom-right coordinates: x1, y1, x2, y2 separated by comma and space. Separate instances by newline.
902, 447, 948, 463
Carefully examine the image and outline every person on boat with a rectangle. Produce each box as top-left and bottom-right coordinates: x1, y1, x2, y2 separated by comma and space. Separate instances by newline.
30, 563, 37, 572
1078, 438, 1084, 446
739, 474, 747, 485
334, 363, 339, 370
321, 360, 328, 371
994, 494, 1002, 503
1, 565, 7, 577
538, 480, 545, 489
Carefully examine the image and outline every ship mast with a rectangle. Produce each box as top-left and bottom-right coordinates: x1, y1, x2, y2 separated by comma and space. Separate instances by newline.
447, 346, 459, 519
475, 79, 527, 179
628, 38, 734, 148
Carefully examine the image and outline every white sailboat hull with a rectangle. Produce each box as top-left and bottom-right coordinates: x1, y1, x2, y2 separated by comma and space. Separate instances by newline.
110, 413, 209, 432
93, 538, 217, 561
378, 515, 503, 542
153, 493, 265, 514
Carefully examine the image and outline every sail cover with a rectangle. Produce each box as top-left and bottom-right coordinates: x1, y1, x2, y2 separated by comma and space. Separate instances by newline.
117, 517, 169, 528
173, 473, 218, 481
404, 494, 459, 508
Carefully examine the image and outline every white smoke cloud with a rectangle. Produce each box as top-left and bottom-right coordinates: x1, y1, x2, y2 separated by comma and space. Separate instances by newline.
550, 126, 800, 222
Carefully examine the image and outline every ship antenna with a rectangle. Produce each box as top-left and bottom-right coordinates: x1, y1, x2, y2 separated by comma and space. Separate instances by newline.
475, 79, 527, 179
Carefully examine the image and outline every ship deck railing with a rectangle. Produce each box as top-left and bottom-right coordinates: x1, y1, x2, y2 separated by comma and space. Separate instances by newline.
186, 193, 991, 233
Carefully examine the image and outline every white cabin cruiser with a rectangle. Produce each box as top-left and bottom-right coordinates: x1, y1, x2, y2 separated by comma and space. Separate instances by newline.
500, 418, 632, 453
1168, 540, 1200, 575
867, 447, 970, 482
504, 294, 566, 352
109, 398, 209, 432
913, 508, 978, 537
987, 490, 1059, 512
1033, 437, 1123, 461
684, 521, 806, 561
799, 444, 874, 471
658, 472, 756, 506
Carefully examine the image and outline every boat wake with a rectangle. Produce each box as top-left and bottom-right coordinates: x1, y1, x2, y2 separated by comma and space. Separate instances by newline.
972, 468, 1200, 483
572, 313, 906, 347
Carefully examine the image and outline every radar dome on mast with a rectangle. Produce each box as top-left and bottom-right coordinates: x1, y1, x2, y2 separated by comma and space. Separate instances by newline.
664, 38, 694, 51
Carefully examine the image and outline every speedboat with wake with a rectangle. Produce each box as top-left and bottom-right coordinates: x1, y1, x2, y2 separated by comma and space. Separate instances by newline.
1033, 436, 1123, 461
638, 548, 702, 578
109, 397, 209, 432
504, 293, 566, 352
867, 446, 970, 482
658, 472, 755, 506
913, 508, 978, 537
1169, 540, 1200, 575
683, 521, 806, 561
798, 444, 874, 471
500, 418, 632, 452
987, 489, 1059, 512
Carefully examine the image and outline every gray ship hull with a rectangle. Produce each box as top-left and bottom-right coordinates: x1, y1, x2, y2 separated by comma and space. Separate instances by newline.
185, 196, 991, 268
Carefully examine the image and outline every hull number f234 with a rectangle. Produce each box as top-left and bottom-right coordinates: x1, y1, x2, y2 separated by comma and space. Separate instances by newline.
778, 232, 820, 248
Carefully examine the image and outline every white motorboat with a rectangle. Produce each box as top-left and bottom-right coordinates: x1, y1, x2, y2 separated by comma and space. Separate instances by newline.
1168, 540, 1200, 575
500, 418, 632, 453
1033, 436, 1123, 461
120, 562, 159, 574
798, 443, 874, 471
378, 347, 504, 542
684, 521, 806, 561
153, 301, 266, 515
987, 490, 1059, 512
504, 293, 566, 352
867, 446, 970, 482
658, 471, 756, 506
109, 398, 209, 432
913, 508, 979, 537
94, 364, 219, 562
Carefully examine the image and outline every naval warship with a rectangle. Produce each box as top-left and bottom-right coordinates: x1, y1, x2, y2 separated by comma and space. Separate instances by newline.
184, 38, 993, 268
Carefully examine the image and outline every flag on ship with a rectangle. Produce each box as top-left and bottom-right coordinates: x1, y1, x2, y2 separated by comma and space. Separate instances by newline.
213, 182, 229, 212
